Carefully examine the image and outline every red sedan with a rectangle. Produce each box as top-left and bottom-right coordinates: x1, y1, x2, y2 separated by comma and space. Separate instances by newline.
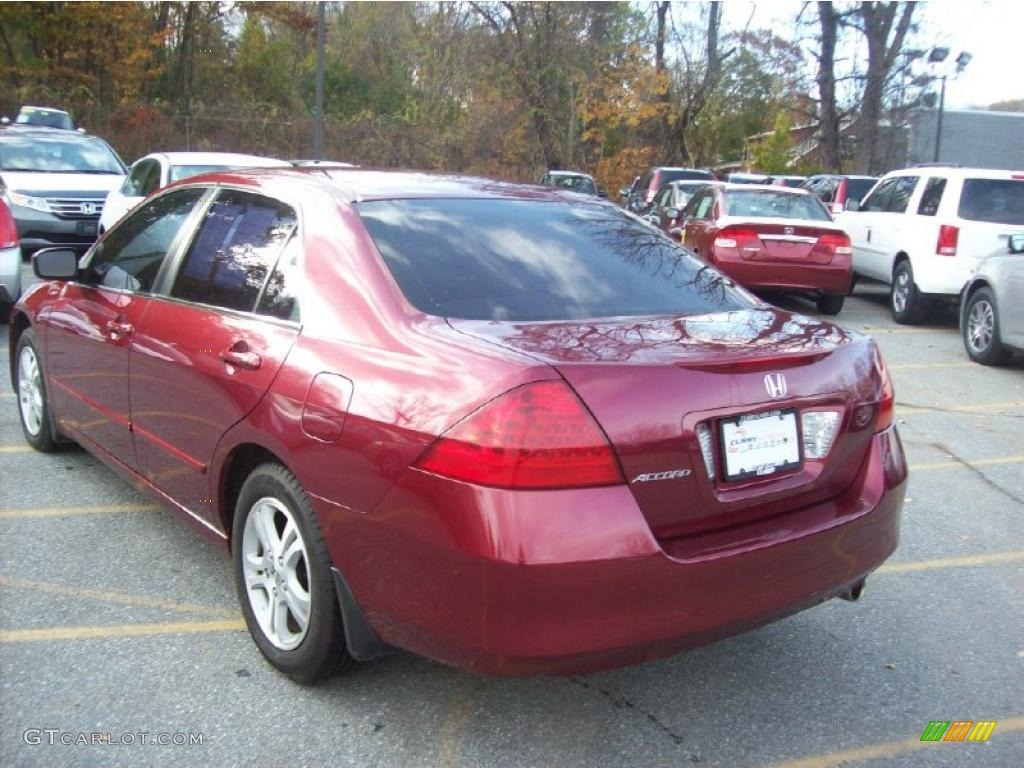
671, 183, 854, 315
9, 169, 906, 682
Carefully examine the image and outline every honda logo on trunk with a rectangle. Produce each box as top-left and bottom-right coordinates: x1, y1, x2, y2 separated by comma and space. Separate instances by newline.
764, 373, 787, 399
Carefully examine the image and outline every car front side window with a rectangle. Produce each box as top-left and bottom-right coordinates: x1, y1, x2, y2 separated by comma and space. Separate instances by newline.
860, 178, 896, 212
85, 187, 206, 292
168, 189, 297, 314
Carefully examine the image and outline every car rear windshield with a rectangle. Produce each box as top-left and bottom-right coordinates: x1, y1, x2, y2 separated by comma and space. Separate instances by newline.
358, 199, 751, 321
958, 179, 1024, 224
844, 178, 877, 202
168, 164, 231, 182
658, 169, 714, 186
0, 135, 123, 174
724, 190, 831, 221
546, 175, 597, 195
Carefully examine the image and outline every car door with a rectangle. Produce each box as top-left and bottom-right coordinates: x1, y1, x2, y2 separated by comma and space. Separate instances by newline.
845, 177, 896, 281
681, 190, 716, 256
869, 175, 920, 281
44, 187, 208, 467
129, 188, 302, 527
1001, 255, 1024, 348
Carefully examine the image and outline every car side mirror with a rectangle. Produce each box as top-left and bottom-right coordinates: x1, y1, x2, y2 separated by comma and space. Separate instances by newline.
844, 198, 860, 212
33, 247, 79, 280
1009, 234, 1024, 254
597, 187, 607, 198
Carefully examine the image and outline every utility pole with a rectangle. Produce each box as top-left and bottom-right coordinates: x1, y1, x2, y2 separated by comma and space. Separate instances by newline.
933, 75, 946, 163
314, 1, 325, 161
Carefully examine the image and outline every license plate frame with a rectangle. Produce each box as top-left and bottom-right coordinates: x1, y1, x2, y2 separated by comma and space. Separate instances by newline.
76, 220, 97, 236
719, 408, 801, 482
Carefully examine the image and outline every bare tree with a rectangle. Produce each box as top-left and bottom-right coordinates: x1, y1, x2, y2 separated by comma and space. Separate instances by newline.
815, 2, 841, 172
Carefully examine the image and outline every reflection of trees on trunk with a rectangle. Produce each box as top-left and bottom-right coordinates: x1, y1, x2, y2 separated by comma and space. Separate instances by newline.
473, 308, 855, 364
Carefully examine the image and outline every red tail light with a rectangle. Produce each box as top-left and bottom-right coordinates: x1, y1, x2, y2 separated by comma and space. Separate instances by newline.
415, 380, 624, 489
816, 232, 853, 255
830, 178, 849, 215
936, 224, 959, 256
714, 227, 760, 249
872, 346, 895, 431
0, 201, 17, 249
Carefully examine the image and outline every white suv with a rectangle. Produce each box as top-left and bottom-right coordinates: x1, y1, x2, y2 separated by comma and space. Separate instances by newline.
840, 167, 1024, 324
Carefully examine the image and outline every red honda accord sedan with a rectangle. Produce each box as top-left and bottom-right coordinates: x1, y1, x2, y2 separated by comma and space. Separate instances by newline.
8, 169, 906, 682
672, 183, 854, 315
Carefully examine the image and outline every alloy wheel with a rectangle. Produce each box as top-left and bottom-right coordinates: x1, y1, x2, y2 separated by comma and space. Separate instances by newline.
967, 298, 996, 354
241, 496, 312, 651
892, 270, 910, 314
17, 346, 44, 437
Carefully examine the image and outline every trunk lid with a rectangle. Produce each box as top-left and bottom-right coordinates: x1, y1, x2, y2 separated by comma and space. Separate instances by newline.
450, 308, 881, 541
717, 216, 848, 265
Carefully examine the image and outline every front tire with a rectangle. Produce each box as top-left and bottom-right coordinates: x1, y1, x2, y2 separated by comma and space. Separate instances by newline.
962, 287, 1011, 365
890, 261, 927, 325
15, 328, 59, 452
232, 462, 353, 683
816, 293, 845, 315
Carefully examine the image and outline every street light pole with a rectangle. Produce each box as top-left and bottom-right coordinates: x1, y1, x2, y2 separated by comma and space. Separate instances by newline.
933, 74, 947, 163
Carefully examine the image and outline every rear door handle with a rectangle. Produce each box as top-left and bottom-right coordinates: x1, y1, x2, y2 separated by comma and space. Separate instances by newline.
106, 320, 134, 338
222, 341, 261, 371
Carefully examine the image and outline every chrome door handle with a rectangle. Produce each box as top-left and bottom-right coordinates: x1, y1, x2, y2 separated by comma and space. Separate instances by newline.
106, 320, 134, 338
222, 342, 262, 371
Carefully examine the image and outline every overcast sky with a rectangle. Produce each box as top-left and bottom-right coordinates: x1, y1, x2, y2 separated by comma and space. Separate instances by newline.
721, 0, 1023, 110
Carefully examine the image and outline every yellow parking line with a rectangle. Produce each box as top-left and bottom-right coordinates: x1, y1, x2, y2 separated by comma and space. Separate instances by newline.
0, 574, 236, 618
0, 619, 246, 643
859, 327, 935, 334
909, 455, 1024, 471
888, 362, 973, 371
760, 715, 1024, 768
0, 503, 158, 520
0, 445, 32, 454
878, 550, 1024, 574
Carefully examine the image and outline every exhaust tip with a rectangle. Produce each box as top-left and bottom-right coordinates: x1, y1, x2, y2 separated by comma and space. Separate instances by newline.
839, 579, 866, 602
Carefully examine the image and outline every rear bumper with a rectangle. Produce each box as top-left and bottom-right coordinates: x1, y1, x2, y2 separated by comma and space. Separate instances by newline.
912, 254, 979, 297
714, 251, 852, 295
318, 425, 906, 676
0, 245, 21, 304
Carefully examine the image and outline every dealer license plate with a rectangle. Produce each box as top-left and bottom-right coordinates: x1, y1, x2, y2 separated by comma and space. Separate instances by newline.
720, 409, 800, 481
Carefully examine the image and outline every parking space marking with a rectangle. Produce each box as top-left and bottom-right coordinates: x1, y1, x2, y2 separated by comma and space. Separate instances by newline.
909, 455, 1024, 471
888, 362, 974, 371
0, 503, 158, 520
0, 618, 246, 644
0, 574, 236, 618
878, 549, 1024, 574
760, 715, 1024, 768
0, 445, 32, 454
857, 327, 936, 334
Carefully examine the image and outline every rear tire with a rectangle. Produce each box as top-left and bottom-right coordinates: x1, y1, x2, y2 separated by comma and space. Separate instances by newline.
815, 293, 845, 315
890, 261, 927, 325
962, 287, 1011, 365
15, 328, 59, 452
232, 462, 353, 684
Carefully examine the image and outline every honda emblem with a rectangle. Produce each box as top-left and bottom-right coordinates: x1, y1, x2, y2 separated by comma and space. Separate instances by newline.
784, 226, 794, 235
764, 373, 787, 399
80, 202, 96, 215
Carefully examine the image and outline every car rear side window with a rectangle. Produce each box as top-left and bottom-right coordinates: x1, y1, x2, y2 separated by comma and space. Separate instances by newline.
358, 199, 751, 321
917, 177, 947, 216
256, 238, 301, 322
958, 179, 1024, 224
170, 189, 297, 313
86, 187, 205, 292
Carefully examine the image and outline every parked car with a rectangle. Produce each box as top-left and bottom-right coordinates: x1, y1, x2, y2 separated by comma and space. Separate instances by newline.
0, 126, 125, 253
1, 105, 76, 131
960, 233, 1024, 365
539, 170, 604, 197
645, 180, 714, 232
100, 152, 291, 232
803, 174, 878, 215
727, 172, 770, 185
677, 183, 853, 314
769, 175, 807, 188
0, 198, 20, 319
10, 169, 904, 683
627, 167, 715, 213
838, 166, 1024, 324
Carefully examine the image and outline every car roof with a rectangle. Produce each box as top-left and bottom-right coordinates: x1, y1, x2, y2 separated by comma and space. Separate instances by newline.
178, 167, 594, 204
140, 152, 291, 167
0, 126, 98, 141
18, 105, 71, 115
545, 170, 594, 179
719, 183, 811, 195
881, 166, 1024, 179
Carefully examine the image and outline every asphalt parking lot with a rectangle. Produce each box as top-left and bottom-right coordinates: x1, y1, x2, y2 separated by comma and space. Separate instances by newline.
1, 263, 1021, 768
